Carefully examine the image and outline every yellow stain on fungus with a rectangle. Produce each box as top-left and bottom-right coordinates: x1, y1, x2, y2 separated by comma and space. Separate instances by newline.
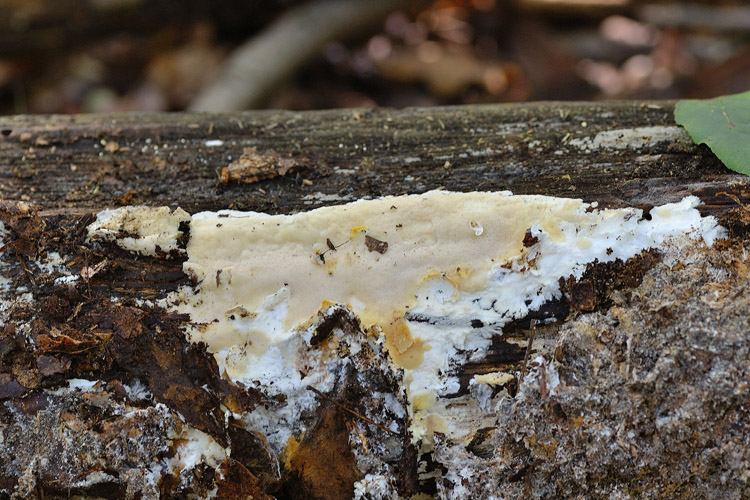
383, 317, 428, 370
182, 192, 593, 370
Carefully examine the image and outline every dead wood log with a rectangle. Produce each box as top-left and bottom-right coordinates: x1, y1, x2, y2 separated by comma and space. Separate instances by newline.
0, 101, 746, 213
1, 102, 750, 499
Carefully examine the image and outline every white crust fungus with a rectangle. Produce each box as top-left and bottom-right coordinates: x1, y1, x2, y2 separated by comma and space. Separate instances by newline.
87, 206, 190, 257
90, 191, 724, 445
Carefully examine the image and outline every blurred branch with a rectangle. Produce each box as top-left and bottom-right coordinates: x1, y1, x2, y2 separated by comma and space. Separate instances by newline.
638, 4, 750, 33
189, 0, 423, 111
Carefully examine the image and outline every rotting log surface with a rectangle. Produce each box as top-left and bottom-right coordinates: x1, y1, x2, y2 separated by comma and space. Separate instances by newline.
1, 102, 750, 500
1, 101, 747, 214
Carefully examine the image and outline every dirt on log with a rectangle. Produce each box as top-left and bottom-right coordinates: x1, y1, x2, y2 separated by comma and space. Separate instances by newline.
1, 102, 750, 499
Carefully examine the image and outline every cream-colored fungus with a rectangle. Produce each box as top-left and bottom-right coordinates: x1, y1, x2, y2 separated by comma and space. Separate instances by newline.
89, 191, 723, 447
183, 192, 586, 366
87, 206, 190, 257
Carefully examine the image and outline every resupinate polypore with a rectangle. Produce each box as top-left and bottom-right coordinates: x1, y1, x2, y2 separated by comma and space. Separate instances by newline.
88, 191, 723, 449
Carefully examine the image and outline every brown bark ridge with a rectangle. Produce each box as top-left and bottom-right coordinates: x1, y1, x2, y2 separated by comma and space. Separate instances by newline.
1, 103, 750, 499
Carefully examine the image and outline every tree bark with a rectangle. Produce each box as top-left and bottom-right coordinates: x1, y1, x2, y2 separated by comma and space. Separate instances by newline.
0, 101, 746, 214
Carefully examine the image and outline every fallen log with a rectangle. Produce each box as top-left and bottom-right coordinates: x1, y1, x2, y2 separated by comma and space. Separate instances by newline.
1, 102, 749, 499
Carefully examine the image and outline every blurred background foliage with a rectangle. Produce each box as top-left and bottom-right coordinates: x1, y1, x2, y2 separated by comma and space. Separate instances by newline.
0, 0, 749, 114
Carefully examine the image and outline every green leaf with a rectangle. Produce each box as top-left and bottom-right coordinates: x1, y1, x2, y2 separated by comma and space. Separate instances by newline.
674, 90, 750, 176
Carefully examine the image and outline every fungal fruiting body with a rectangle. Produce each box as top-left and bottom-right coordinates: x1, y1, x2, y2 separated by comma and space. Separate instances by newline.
88, 191, 723, 449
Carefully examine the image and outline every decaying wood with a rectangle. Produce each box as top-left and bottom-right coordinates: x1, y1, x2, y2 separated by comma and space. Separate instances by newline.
0, 102, 747, 214
1, 102, 750, 499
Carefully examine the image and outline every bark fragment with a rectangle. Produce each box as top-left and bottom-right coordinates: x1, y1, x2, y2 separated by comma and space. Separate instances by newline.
220, 147, 307, 184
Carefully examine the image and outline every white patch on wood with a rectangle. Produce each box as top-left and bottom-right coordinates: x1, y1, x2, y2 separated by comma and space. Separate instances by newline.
90, 191, 724, 448
87, 206, 190, 257
569, 125, 691, 151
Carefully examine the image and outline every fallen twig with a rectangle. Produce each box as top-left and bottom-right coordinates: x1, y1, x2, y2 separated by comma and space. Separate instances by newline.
189, 0, 425, 111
